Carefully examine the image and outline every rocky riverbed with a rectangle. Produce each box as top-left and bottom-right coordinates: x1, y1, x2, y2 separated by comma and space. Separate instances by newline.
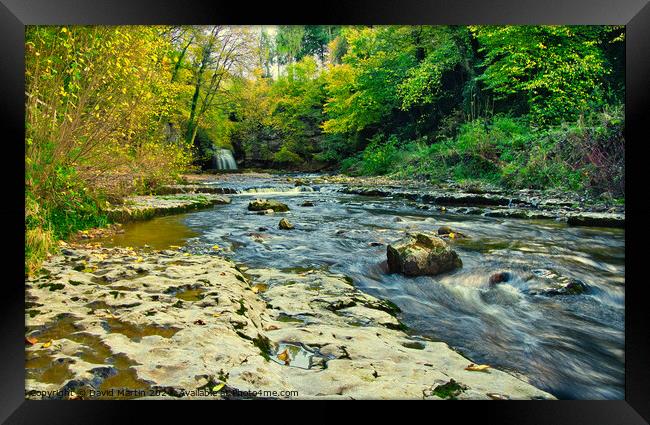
25, 172, 624, 400
166, 173, 625, 227
25, 245, 554, 400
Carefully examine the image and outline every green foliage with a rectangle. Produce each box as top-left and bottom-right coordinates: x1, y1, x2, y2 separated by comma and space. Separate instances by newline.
25, 25, 197, 274
398, 27, 469, 109
226, 24, 624, 192
470, 25, 621, 124
358, 135, 402, 175
347, 107, 623, 196
273, 146, 303, 165
323, 27, 417, 135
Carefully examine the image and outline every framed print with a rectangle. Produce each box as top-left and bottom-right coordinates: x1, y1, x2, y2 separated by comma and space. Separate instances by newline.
2, 0, 649, 423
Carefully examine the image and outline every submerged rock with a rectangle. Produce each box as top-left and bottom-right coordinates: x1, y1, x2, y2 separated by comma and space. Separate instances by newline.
527, 269, 589, 296
278, 218, 294, 230
300, 201, 314, 207
248, 199, 290, 212
489, 271, 512, 286
437, 226, 467, 238
532, 278, 588, 296
387, 232, 462, 276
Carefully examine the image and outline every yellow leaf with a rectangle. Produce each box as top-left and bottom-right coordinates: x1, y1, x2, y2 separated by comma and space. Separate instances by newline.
211, 245, 220, 250
212, 383, 225, 392
449, 232, 456, 239
25, 336, 38, 345
465, 363, 490, 372
42, 340, 53, 348
277, 349, 290, 364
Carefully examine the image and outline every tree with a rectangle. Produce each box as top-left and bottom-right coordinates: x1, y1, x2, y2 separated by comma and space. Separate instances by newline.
322, 26, 416, 136
184, 26, 256, 146
471, 25, 615, 124
298, 26, 340, 63
275, 26, 305, 77
259, 28, 275, 78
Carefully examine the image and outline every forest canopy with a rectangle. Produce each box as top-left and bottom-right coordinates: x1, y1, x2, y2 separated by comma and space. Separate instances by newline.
25, 25, 625, 274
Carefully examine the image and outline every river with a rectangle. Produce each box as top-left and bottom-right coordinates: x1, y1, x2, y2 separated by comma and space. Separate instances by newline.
102, 173, 625, 399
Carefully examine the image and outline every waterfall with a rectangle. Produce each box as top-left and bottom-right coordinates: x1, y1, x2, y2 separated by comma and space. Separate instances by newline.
212, 149, 237, 171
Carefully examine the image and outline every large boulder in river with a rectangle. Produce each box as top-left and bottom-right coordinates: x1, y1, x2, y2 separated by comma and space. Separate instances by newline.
387, 232, 462, 276
248, 199, 289, 212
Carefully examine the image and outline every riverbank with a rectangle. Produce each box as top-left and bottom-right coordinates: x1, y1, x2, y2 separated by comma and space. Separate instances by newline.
26, 244, 554, 400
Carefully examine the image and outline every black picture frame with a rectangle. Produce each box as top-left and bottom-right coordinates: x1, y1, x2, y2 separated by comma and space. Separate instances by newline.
2, 0, 648, 423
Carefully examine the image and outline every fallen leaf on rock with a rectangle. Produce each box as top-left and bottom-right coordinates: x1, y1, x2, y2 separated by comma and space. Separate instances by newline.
42, 340, 53, 348
212, 383, 225, 392
135, 257, 144, 263
212, 245, 220, 250
465, 363, 490, 372
449, 232, 456, 239
277, 349, 290, 365
211, 313, 221, 318
25, 337, 38, 345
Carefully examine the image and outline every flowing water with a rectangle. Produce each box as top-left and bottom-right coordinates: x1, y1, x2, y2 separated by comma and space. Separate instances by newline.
212, 149, 237, 171
102, 173, 625, 399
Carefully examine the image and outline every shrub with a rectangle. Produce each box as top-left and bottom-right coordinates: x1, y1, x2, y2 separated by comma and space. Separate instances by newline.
358, 135, 401, 175
273, 146, 303, 165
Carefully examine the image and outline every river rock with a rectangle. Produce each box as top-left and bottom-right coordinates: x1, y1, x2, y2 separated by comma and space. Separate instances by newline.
526, 269, 589, 296
531, 278, 588, 296
300, 201, 314, 207
387, 232, 462, 276
248, 199, 290, 212
437, 226, 467, 238
278, 218, 294, 230
106, 194, 231, 222
566, 212, 624, 228
489, 272, 512, 286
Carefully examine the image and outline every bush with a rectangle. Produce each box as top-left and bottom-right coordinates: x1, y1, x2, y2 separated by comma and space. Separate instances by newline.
25, 165, 109, 275
358, 135, 401, 175
273, 146, 303, 165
